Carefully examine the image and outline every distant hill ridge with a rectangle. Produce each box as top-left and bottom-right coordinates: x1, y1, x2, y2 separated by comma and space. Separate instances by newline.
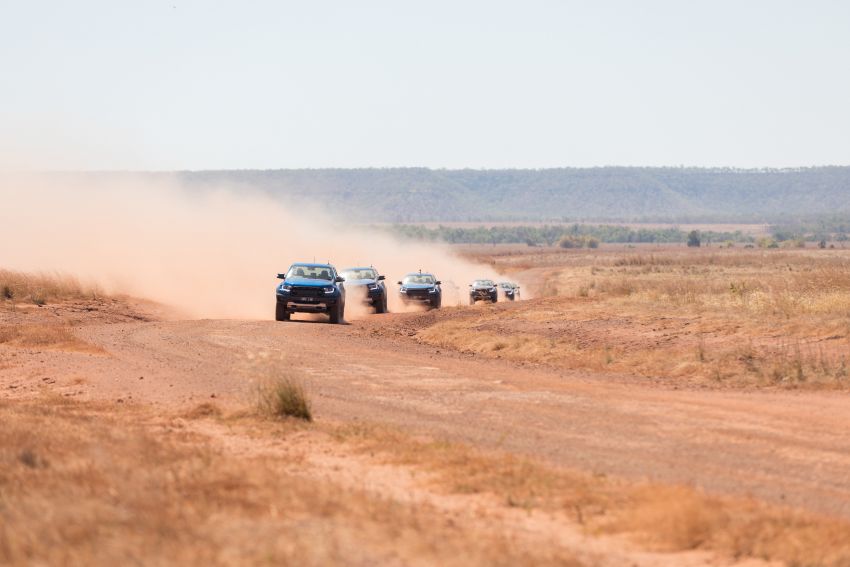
176, 166, 850, 222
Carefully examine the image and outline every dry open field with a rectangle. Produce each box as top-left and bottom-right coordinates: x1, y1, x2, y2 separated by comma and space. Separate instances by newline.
450, 244, 850, 389
3, 248, 850, 566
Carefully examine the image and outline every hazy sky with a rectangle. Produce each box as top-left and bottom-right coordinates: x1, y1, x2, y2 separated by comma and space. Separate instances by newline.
1, 1, 849, 170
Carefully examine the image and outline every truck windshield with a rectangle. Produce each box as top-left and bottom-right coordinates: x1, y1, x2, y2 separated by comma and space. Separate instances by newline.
286, 265, 334, 280
341, 269, 377, 280
403, 274, 435, 284
473, 280, 495, 287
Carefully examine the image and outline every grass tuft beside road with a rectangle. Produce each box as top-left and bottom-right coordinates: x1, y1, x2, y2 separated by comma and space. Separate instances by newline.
0, 323, 103, 353
0, 269, 101, 306
258, 377, 312, 421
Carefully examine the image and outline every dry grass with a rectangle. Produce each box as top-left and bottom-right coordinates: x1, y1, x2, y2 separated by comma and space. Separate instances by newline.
0, 323, 102, 353
0, 397, 583, 567
257, 377, 312, 421
4, 393, 850, 566
0, 269, 101, 306
335, 422, 850, 567
245, 354, 313, 421
439, 246, 850, 388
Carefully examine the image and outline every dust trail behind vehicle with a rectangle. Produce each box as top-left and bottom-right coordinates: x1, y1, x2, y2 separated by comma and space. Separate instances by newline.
0, 172, 526, 319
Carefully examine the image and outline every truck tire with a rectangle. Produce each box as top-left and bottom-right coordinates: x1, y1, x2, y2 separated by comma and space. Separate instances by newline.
329, 302, 343, 324
375, 294, 386, 314
275, 302, 290, 321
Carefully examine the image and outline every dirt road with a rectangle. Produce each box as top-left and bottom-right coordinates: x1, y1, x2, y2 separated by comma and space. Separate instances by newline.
8, 310, 849, 521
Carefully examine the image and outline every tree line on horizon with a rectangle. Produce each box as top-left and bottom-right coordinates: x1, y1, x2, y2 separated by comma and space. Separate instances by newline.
175, 166, 850, 223
382, 223, 755, 246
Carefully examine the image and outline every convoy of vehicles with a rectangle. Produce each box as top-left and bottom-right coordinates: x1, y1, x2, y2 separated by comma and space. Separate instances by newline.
275, 263, 520, 323
469, 279, 498, 304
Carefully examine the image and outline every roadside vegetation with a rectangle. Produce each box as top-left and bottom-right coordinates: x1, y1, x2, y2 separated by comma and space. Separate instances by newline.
430, 245, 850, 388
257, 376, 312, 421
336, 422, 850, 567
0, 323, 101, 353
5, 394, 850, 567
0, 269, 101, 306
0, 396, 580, 567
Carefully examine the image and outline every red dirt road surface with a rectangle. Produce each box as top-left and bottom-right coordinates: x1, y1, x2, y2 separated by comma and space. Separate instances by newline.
4, 301, 850, 522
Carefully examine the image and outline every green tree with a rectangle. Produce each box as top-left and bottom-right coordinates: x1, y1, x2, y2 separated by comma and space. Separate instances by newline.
687, 230, 701, 247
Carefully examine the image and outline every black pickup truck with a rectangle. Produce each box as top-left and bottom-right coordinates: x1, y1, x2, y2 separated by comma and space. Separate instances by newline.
469, 279, 498, 304
398, 271, 442, 309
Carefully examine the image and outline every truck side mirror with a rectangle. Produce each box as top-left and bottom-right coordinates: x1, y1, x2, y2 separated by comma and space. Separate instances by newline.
397, 281, 403, 285
436, 281, 442, 285
334, 276, 345, 283
377, 275, 385, 281
276, 273, 286, 280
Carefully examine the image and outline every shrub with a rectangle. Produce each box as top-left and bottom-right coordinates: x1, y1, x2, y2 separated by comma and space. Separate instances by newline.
779, 238, 806, 249
558, 235, 599, 249
686, 230, 701, 248
258, 377, 312, 421
558, 235, 580, 249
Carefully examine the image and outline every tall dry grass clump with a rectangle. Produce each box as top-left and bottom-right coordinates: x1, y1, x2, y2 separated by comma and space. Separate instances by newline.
0, 269, 101, 306
257, 376, 312, 421
244, 353, 313, 421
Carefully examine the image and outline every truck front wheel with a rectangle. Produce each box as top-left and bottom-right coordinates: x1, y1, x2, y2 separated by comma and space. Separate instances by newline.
329, 302, 344, 324
275, 302, 290, 321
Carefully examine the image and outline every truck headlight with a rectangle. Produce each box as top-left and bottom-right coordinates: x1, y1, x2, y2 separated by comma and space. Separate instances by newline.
428, 288, 437, 293
279, 284, 291, 293
323, 286, 335, 294
399, 288, 407, 294
368, 283, 379, 291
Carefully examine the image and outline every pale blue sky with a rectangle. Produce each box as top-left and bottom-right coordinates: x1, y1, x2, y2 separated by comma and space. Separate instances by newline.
1, 1, 849, 170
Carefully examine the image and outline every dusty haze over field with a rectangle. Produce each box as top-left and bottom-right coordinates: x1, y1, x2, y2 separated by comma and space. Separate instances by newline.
0, 173, 511, 318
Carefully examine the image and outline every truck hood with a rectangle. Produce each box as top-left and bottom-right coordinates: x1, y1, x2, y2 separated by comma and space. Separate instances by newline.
284, 278, 334, 287
403, 283, 436, 290
343, 278, 376, 286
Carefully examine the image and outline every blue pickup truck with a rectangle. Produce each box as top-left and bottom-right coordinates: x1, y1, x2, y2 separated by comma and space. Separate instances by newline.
275, 263, 346, 324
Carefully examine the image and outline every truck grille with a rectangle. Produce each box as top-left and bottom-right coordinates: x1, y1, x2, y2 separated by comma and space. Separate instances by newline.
291, 286, 324, 298
406, 289, 431, 298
